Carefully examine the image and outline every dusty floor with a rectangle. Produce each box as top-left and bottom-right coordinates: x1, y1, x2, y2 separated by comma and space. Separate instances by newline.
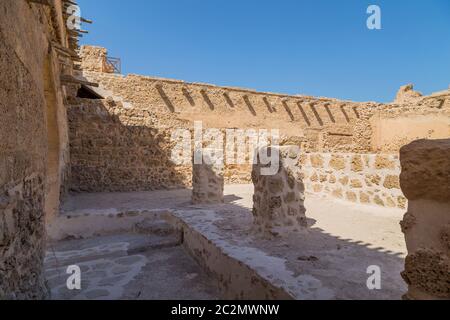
48, 184, 407, 300
45, 233, 219, 300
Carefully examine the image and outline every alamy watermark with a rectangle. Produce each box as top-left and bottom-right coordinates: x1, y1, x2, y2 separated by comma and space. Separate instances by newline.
367, 5, 382, 30
66, 4, 81, 31
366, 265, 382, 290
66, 265, 81, 290
170, 121, 298, 176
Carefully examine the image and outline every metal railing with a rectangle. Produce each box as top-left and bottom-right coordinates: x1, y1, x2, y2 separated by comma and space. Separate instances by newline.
105, 56, 121, 74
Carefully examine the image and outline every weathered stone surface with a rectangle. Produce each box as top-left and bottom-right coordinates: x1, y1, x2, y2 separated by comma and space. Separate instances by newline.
365, 174, 381, 187
252, 146, 307, 234
350, 179, 363, 189
0, 0, 74, 299
373, 195, 385, 207
346, 191, 357, 202
400, 139, 450, 202
329, 155, 346, 170
375, 155, 396, 170
351, 155, 363, 172
383, 175, 400, 190
79, 46, 115, 73
400, 139, 450, 300
310, 155, 324, 168
192, 149, 224, 204
401, 249, 450, 299
360, 192, 370, 204
394, 84, 423, 105
339, 176, 349, 186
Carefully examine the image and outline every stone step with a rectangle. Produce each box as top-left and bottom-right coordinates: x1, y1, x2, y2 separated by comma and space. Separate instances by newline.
134, 219, 178, 237
45, 232, 182, 269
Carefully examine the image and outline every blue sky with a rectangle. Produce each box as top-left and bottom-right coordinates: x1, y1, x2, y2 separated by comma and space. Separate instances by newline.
77, 0, 450, 102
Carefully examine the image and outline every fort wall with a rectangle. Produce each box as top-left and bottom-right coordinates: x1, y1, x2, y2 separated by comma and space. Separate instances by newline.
0, 0, 73, 299
68, 47, 449, 210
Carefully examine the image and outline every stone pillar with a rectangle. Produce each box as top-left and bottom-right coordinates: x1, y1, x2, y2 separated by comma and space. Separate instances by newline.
252, 145, 307, 234
192, 149, 224, 204
399, 139, 450, 300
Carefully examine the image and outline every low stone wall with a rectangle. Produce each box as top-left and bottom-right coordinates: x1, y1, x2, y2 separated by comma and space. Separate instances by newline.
301, 153, 406, 209
399, 139, 450, 300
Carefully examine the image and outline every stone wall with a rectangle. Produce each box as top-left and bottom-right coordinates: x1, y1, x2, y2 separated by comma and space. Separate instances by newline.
399, 139, 450, 300
301, 153, 406, 209
67, 96, 411, 210
68, 98, 191, 191
79, 46, 115, 73
0, 0, 72, 299
367, 94, 450, 153
66, 46, 450, 194
80, 55, 368, 154
79, 46, 450, 154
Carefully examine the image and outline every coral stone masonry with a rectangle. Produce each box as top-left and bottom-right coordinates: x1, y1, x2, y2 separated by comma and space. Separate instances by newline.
192, 149, 225, 204
399, 139, 450, 300
252, 146, 307, 234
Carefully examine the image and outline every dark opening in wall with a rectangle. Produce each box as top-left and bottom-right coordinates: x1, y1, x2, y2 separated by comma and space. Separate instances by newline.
77, 85, 103, 99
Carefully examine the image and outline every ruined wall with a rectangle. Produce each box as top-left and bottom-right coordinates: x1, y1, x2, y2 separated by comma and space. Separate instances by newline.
358, 91, 450, 153
69, 46, 449, 197
80, 56, 367, 153
399, 139, 450, 300
79, 46, 114, 73
301, 153, 406, 209
0, 0, 72, 299
191, 149, 224, 204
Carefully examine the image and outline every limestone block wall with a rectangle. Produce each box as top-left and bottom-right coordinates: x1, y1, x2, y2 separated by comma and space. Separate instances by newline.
399, 139, 450, 300
301, 153, 406, 209
252, 146, 307, 234
0, 0, 72, 299
68, 98, 191, 192
81, 67, 367, 153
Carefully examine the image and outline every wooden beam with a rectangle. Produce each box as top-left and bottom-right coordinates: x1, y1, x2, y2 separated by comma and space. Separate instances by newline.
68, 30, 83, 37
62, 0, 78, 5
26, 0, 51, 6
51, 41, 77, 56
60, 75, 99, 87
81, 17, 93, 24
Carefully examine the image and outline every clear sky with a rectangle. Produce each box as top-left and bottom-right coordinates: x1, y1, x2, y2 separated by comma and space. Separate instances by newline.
77, 0, 450, 102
